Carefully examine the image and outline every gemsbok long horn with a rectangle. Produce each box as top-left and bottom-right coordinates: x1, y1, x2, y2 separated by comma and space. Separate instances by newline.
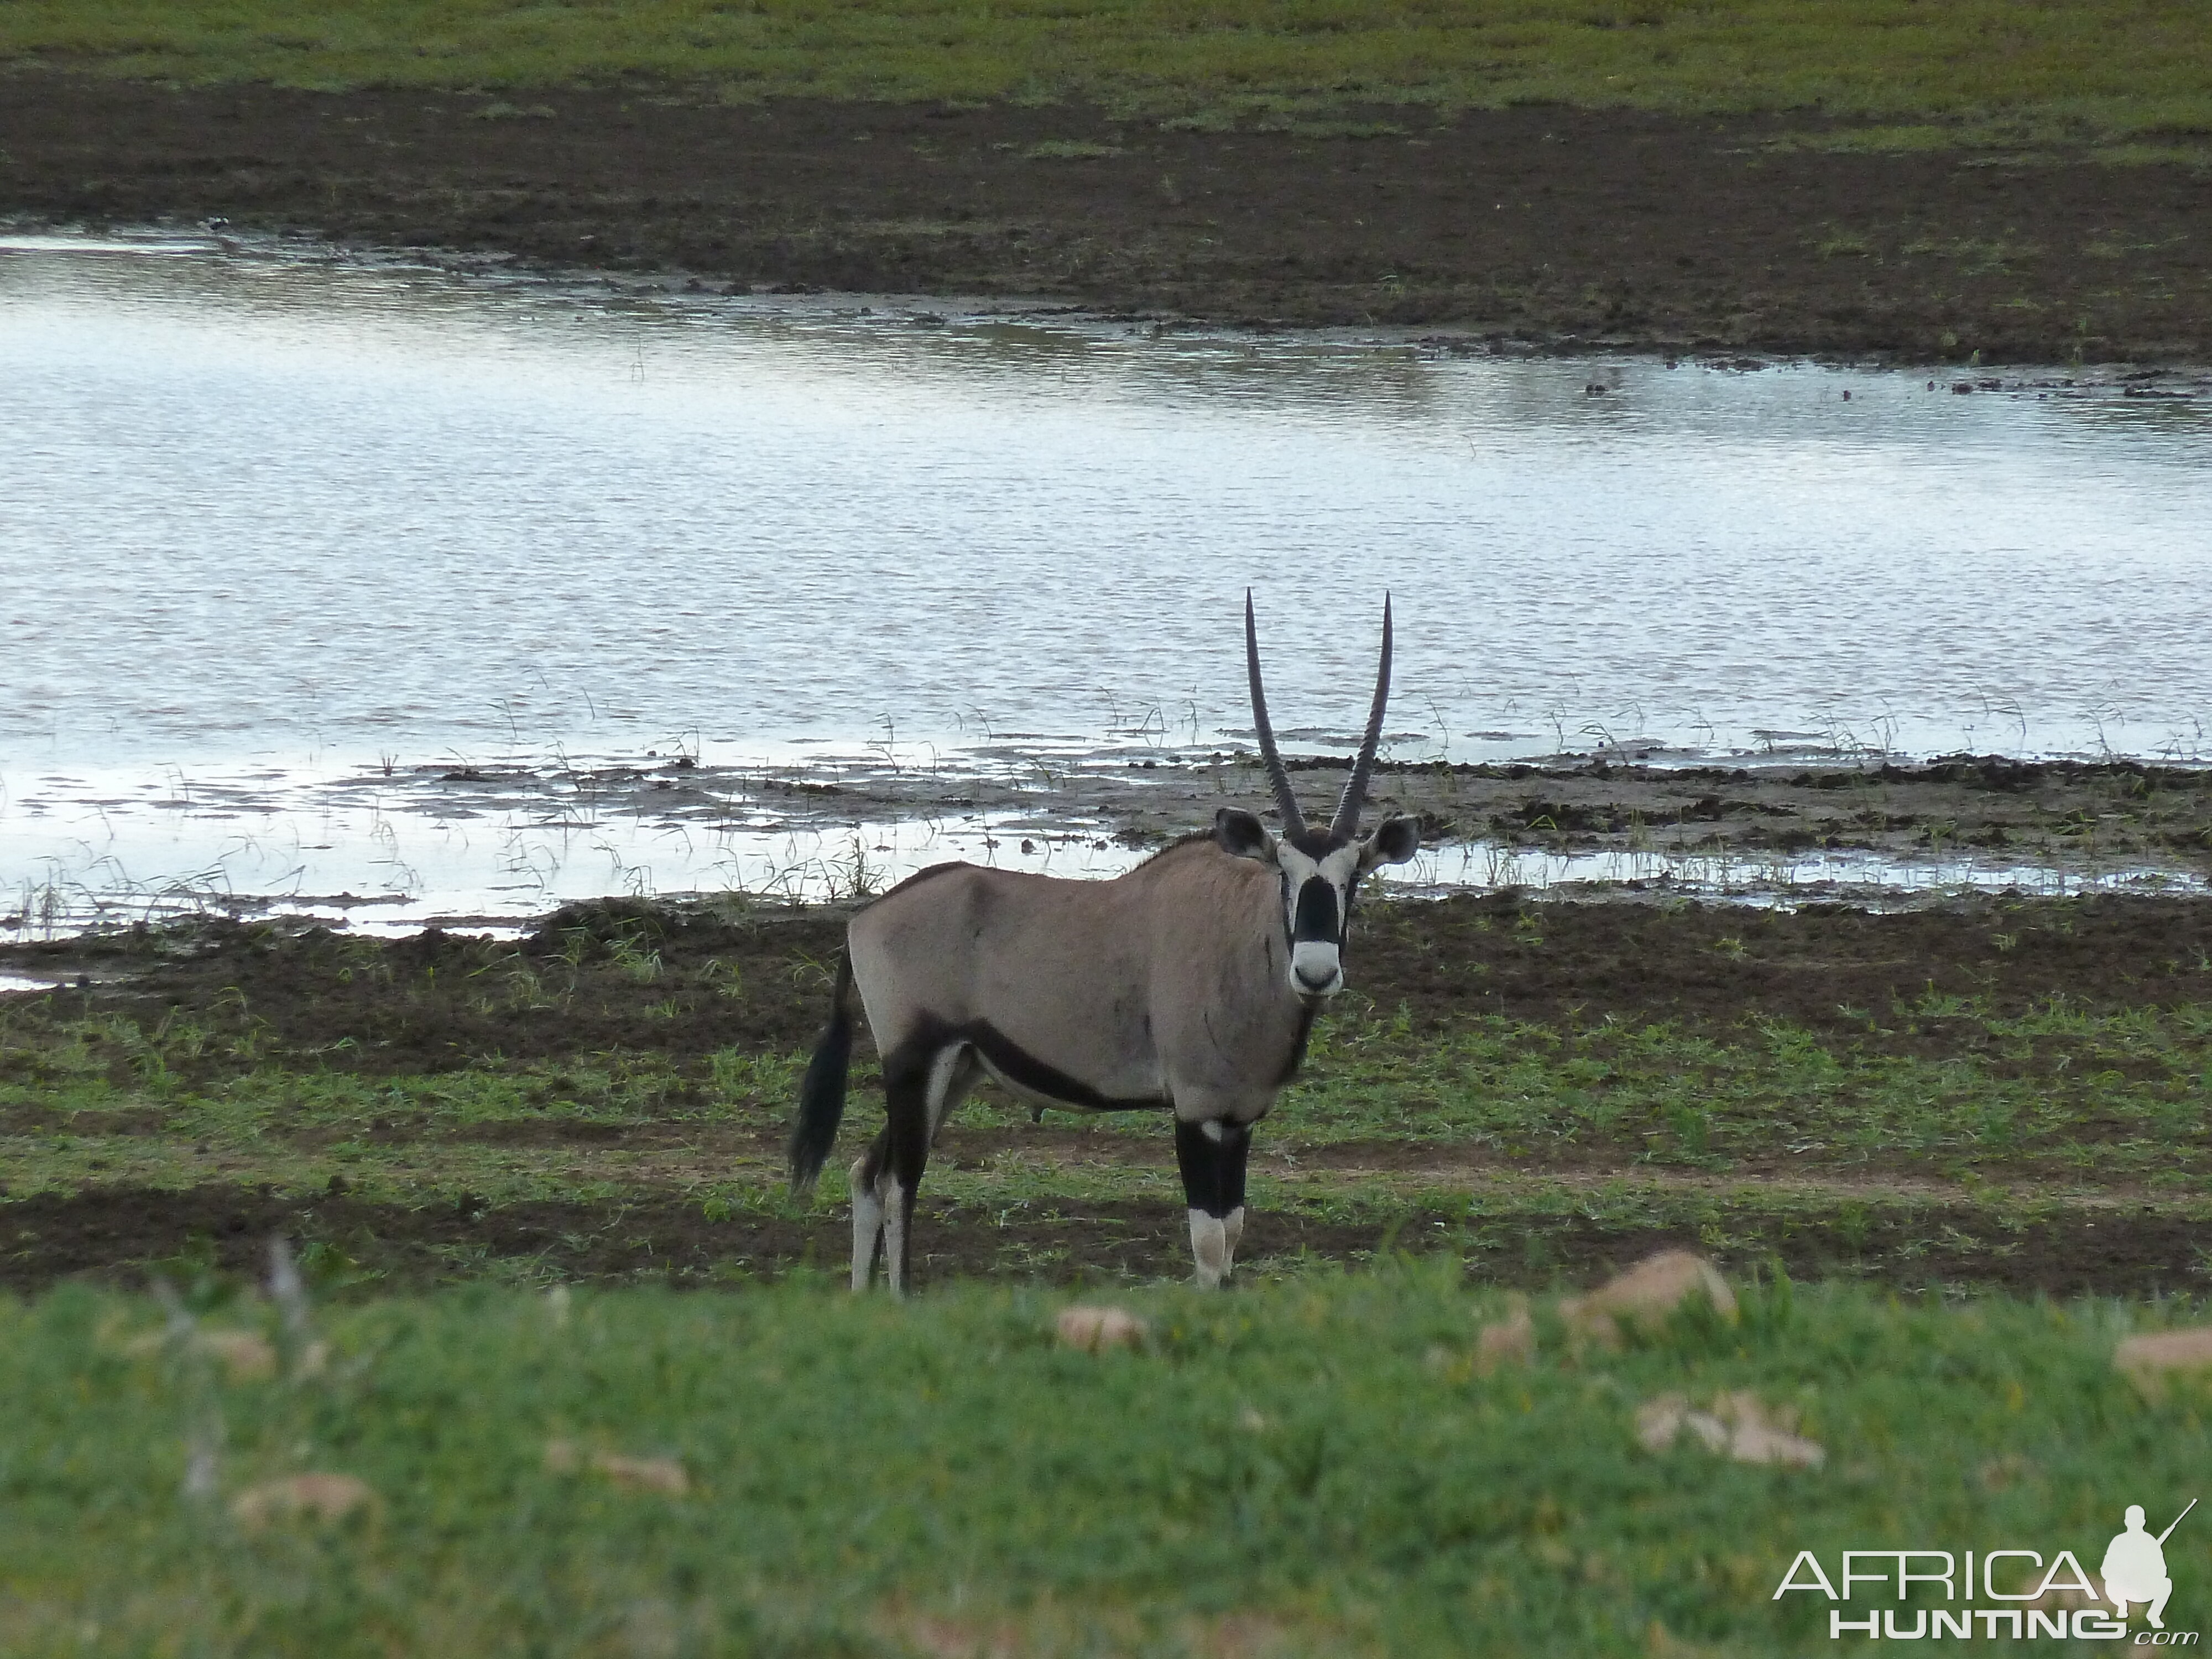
1330, 593, 1393, 841
1244, 590, 1306, 838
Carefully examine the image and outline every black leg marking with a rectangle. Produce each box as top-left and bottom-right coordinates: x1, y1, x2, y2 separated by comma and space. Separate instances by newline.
1175, 1118, 1251, 1219
1178, 1118, 1255, 1288
879, 1043, 937, 1293
1176, 1117, 1225, 1217
1219, 1121, 1252, 1215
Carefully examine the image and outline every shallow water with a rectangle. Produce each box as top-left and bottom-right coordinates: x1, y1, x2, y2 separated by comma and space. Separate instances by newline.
4, 231, 2210, 923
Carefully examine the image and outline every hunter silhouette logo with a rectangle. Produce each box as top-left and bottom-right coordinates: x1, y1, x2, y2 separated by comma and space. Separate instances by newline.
1775, 1497, 2200, 1641
2106, 1501, 2194, 1630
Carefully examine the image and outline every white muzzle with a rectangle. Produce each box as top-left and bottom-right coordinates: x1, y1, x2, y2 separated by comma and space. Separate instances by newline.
1291, 940, 1343, 995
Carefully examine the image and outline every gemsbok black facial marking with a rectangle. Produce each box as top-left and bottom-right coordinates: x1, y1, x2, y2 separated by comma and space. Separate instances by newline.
786, 593, 1417, 1293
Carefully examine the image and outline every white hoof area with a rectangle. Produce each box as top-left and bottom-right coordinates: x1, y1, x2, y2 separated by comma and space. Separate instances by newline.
1189, 1208, 1230, 1288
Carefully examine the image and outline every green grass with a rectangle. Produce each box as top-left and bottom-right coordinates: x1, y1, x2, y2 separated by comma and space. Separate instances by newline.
1297, 993, 2212, 1181
3, 0, 2211, 146
6, 992, 2210, 1297
7, 982, 2209, 1194
3, 1268, 2208, 1656
3, 917, 2209, 1293
6, 909, 2210, 1647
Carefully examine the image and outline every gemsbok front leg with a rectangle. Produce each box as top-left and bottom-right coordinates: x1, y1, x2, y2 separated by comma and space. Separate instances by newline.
1175, 1116, 1254, 1288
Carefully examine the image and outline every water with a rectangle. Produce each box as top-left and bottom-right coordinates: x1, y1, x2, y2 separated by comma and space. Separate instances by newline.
4, 230, 2210, 926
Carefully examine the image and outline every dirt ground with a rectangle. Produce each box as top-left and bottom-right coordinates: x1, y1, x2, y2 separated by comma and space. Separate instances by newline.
4, 1178, 2199, 1300
8, 884, 2210, 1075
5, 73, 2210, 363
4, 890, 2209, 1295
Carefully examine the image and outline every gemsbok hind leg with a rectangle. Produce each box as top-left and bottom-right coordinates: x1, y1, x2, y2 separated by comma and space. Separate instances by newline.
848, 1127, 892, 1292
1175, 1117, 1254, 1289
860, 1040, 973, 1296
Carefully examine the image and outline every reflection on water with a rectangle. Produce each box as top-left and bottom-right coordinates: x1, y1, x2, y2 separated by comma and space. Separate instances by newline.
3, 230, 2210, 927
2, 774, 1140, 937
5, 232, 2211, 771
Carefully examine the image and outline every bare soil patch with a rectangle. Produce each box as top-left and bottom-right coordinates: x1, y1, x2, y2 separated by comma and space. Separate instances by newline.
5, 884, 2209, 1077
2, 1179, 2198, 1299
4, 74, 2209, 362
5, 890, 2210, 1295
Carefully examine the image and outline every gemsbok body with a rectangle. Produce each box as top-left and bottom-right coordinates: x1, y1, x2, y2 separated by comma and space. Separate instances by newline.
788, 594, 1417, 1292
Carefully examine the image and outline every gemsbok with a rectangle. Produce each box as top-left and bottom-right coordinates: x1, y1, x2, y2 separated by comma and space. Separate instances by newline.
787, 593, 1418, 1292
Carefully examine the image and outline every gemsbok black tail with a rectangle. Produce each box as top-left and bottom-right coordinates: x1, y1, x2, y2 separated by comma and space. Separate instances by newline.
788, 952, 857, 1194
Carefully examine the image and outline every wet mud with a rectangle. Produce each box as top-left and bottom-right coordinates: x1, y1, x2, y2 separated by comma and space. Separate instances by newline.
5, 75, 2210, 363
2, 1179, 2199, 1301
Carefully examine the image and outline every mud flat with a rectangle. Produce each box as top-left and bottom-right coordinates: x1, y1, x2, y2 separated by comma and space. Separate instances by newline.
6, 76, 2211, 363
4, 860, 2209, 1297
681, 745, 2212, 876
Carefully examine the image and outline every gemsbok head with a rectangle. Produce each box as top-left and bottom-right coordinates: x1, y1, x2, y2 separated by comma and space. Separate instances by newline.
787, 592, 1417, 1292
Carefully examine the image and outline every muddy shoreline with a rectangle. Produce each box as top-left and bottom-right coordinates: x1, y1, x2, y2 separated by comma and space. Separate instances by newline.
591, 746, 2212, 877
21, 748, 2185, 931
6, 74, 2209, 363
6, 749, 2206, 941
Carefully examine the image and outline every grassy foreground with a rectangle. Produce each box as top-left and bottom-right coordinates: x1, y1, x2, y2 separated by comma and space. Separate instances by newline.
3, 0, 2210, 148
3, 1267, 2208, 1657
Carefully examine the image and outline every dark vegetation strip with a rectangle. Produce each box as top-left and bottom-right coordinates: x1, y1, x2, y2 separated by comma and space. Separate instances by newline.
6, 0, 2211, 145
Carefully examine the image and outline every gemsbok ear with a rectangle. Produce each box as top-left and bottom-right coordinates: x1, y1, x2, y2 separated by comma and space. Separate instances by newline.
1213, 807, 1275, 863
1361, 815, 1420, 870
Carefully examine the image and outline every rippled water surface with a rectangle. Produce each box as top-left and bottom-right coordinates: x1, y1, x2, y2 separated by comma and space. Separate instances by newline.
4, 232, 2210, 922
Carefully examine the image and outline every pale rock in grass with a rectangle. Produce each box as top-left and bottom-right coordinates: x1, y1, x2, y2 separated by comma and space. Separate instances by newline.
590, 1453, 690, 1496
1474, 1296, 1536, 1373
543, 1439, 690, 1495
1055, 1304, 1148, 1353
230, 1471, 378, 1530
1644, 1616, 1725, 1658
1636, 1391, 1824, 1468
883, 1608, 1024, 1659
1564, 1250, 1737, 1348
2114, 1325, 2212, 1401
127, 1326, 279, 1383
1637, 1394, 1725, 1454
